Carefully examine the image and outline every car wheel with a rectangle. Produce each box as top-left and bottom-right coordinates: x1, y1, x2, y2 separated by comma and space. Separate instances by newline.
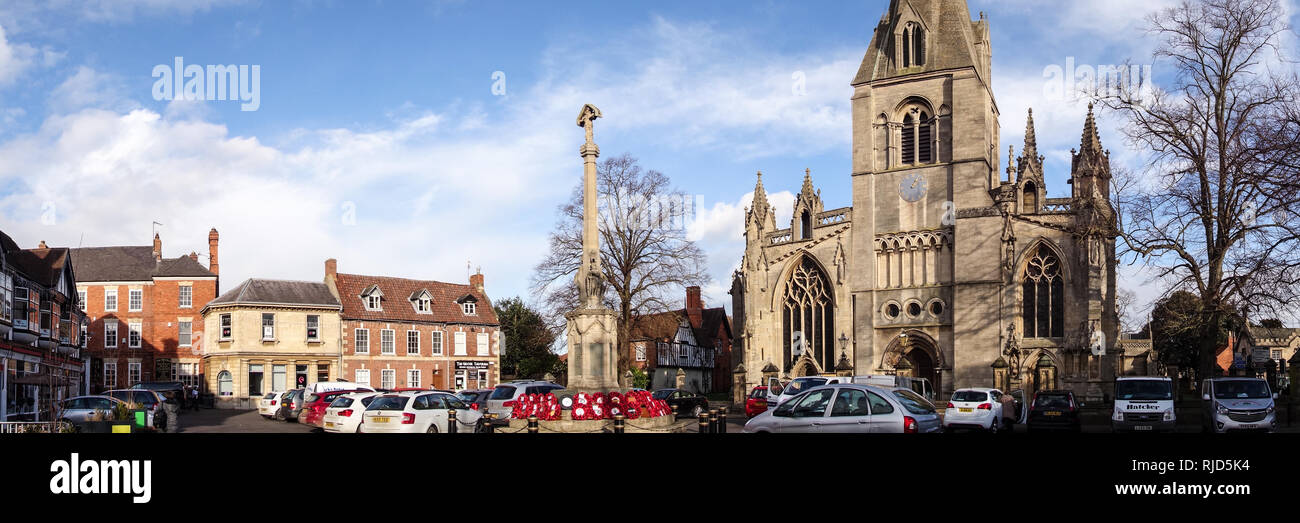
427, 423, 439, 434
474, 420, 485, 434
989, 417, 999, 433
692, 405, 703, 418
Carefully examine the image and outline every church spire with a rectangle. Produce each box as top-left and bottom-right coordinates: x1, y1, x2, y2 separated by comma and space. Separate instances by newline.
1080, 103, 1103, 154
1023, 108, 1038, 160
800, 168, 815, 197
748, 170, 772, 228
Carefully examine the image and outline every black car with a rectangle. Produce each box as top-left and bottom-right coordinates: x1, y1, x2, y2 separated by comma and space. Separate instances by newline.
276, 389, 307, 422
1026, 390, 1081, 432
651, 388, 710, 418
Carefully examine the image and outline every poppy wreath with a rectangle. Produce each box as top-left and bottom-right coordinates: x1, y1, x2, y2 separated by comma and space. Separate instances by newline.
571, 393, 592, 420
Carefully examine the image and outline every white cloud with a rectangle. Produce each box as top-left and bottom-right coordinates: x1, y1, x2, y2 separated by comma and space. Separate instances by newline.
48, 66, 136, 113
0, 24, 37, 85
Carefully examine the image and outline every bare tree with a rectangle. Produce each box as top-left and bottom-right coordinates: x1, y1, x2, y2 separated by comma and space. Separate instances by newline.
1101, 0, 1300, 379
532, 153, 708, 374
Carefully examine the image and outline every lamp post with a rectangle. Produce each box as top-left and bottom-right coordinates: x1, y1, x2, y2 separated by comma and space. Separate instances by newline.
835, 333, 853, 377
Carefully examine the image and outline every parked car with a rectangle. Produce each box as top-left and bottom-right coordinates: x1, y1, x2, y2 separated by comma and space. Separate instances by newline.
943, 388, 1014, 432
743, 384, 941, 433
301, 390, 369, 428
1025, 390, 1080, 432
456, 389, 494, 412
104, 389, 166, 429
772, 376, 851, 408
485, 380, 565, 419
276, 388, 307, 422
651, 388, 710, 418
745, 386, 769, 418
258, 391, 287, 419
1112, 376, 1176, 432
360, 391, 484, 433
59, 395, 128, 431
1201, 377, 1277, 433
322, 391, 382, 433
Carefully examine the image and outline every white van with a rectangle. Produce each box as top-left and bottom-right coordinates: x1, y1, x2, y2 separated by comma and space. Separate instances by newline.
307, 381, 376, 395
1112, 376, 1176, 432
851, 375, 935, 402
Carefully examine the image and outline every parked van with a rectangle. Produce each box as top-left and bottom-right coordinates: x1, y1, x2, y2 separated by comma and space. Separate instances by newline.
1112, 376, 1176, 432
851, 375, 935, 402
1201, 377, 1277, 433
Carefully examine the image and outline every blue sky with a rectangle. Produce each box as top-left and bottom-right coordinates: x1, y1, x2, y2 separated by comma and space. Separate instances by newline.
0, 0, 1296, 328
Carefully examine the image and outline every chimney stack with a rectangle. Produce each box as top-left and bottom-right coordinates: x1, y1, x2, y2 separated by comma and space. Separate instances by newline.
189, 251, 198, 262
208, 228, 220, 275
326, 258, 337, 280
37, 240, 47, 249
685, 286, 704, 327
152, 233, 162, 261
470, 269, 484, 293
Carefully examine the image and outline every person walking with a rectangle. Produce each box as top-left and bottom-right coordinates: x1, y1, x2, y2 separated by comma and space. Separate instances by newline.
191, 386, 200, 411
162, 391, 181, 433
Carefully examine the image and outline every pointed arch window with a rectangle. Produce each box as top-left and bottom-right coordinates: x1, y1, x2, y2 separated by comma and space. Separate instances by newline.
901, 23, 925, 68
900, 106, 935, 165
782, 257, 834, 372
1022, 245, 1065, 338
800, 210, 812, 240
1023, 181, 1038, 213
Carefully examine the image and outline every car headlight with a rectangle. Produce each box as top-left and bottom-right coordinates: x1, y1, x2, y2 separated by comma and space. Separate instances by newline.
1163, 410, 1174, 421
1215, 402, 1228, 415
1112, 410, 1123, 421
1266, 405, 1275, 414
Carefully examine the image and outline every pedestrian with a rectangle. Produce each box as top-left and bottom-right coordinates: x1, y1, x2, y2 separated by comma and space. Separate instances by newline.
191, 386, 200, 411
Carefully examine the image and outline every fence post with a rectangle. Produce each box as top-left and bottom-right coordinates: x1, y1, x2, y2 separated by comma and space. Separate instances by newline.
447, 408, 458, 434
697, 411, 708, 434
718, 409, 728, 434
528, 415, 539, 434
614, 414, 625, 434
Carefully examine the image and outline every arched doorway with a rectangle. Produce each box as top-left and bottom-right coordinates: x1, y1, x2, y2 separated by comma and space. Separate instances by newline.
880, 331, 944, 395
902, 348, 936, 392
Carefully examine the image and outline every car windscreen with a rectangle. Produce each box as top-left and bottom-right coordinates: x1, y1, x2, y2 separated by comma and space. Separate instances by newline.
330, 397, 354, 408
892, 389, 935, 414
1212, 380, 1271, 399
951, 390, 989, 402
489, 386, 517, 400
749, 388, 767, 399
652, 390, 674, 400
264, 393, 278, 400
785, 378, 827, 395
367, 396, 409, 411
1034, 394, 1071, 409
1115, 380, 1172, 401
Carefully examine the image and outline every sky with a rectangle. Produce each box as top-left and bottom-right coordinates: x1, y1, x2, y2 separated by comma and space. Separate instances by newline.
0, 0, 1296, 329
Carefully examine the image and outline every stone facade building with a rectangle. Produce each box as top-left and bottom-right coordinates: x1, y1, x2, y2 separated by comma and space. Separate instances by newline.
627, 286, 733, 393
325, 259, 501, 392
200, 278, 342, 407
731, 0, 1119, 401
71, 230, 220, 393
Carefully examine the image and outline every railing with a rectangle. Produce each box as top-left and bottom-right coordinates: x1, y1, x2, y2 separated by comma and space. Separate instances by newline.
1042, 198, 1072, 213
768, 230, 793, 245
0, 421, 72, 433
656, 342, 716, 369
817, 207, 851, 226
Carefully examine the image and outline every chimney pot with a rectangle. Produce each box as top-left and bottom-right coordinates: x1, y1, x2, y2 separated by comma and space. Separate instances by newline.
207, 228, 220, 276
326, 258, 337, 279
470, 271, 485, 292
152, 233, 162, 261
189, 251, 198, 262
37, 240, 47, 249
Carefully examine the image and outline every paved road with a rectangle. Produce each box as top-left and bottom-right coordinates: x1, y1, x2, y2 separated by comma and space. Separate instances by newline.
177, 408, 317, 433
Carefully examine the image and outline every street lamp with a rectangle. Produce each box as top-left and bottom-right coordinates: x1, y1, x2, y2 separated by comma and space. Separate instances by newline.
835, 333, 853, 376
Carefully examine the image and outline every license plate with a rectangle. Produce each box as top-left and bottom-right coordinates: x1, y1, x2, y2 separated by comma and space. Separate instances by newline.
958, 408, 973, 413
373, 417, 390, 423
1135, 425, 1152, 431
1240, 424, 1255, 429
325, 422, 335, 428
1044, 411, 1061, 416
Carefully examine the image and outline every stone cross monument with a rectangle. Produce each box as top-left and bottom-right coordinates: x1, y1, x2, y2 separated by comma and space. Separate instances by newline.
565, 103, 621, 392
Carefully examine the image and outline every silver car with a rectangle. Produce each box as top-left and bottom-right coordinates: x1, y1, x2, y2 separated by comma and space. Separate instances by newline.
743, 383, 942, 433
59, 395, 128, 428
1201, 377, 1277, 433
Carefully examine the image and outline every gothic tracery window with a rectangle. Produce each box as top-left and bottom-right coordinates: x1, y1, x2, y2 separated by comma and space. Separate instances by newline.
1022, 245, 1065, 337
900, 107, 934, 165
782, 256, 834, 372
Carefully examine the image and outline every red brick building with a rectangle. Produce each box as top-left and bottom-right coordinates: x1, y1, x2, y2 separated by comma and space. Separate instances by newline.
324, 259, 500, 392
71, 230, 220, 392
628, 286, 732, 393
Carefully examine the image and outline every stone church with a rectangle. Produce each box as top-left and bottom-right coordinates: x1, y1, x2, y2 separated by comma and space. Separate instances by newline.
730, 0, 1119, 402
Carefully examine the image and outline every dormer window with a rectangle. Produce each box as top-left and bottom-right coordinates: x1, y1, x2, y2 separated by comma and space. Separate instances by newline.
463, 302, 476, 315
410, 290, 433, 314
361, 285, 384, 311
901, 22, 925, 68
456, 294, 479, 315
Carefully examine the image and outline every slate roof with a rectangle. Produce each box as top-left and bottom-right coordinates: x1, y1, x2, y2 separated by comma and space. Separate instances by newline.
333, 273, 498, 325
630, 307, 732, 348
8, 247, 71, 287
206, 279, 340, 309
69, 246, 215, 282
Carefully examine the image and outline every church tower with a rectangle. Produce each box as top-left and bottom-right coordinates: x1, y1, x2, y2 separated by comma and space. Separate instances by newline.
848, 0, 998, 395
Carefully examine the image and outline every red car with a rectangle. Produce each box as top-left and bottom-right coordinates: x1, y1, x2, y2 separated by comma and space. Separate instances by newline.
745, 386, 769, 418
301, 390, 369, 428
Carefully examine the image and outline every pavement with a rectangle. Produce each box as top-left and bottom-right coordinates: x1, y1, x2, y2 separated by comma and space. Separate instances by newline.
176, 407, 317, 433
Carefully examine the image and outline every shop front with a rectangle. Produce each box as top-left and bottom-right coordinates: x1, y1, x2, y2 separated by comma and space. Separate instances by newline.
454, 360, 492, 391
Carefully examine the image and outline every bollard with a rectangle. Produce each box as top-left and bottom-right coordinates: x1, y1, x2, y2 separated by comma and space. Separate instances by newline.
718, 409, 728, 434
447, 408, 458, 434
614, 414, 625, 434
482, 414, 494, 434
708, 408, 718, 434
698, 411, 708, 434
528, 415, 539, 434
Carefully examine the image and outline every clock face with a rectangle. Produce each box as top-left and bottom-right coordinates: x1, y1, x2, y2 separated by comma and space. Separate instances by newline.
899, 172, 928, 202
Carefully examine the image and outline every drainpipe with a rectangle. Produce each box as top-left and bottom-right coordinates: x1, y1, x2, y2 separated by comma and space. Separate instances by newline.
1, 357, 7, 421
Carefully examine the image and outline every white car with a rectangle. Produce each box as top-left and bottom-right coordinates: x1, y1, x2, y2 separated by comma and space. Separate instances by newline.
322, 392, 382, 433
361, 391, 484, 434
943, 388, 1014, 432
258, 391, 286, 419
